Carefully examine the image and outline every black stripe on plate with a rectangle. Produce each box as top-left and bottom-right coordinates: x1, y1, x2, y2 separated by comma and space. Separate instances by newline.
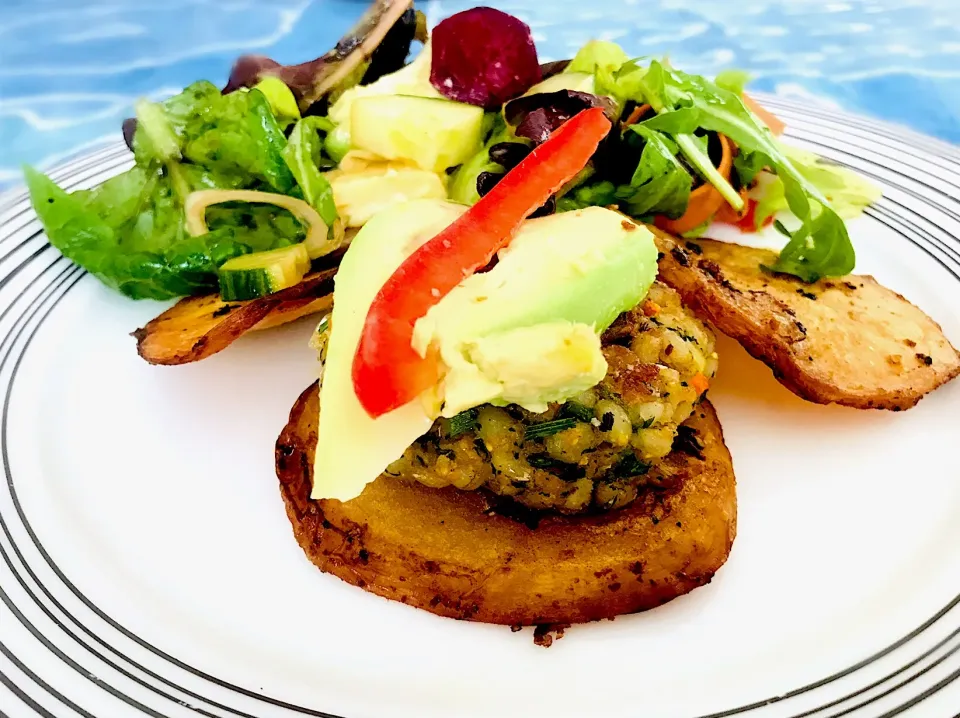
879, 666, 960, 718
775, 109, 960, 179
0, 664, 59, 718
792, 627, 960, 718
0, 271, 344, 717
0, 639, 95, 718
0, 265, 253, 717
757, 94, 960, 162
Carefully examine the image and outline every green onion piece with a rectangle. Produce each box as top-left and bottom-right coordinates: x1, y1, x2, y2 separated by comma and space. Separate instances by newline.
446, 408, 479, 439
524, 417, 577, 441
527, 454, 565, 469
559, 401, 594, 423
613, 452, 651, 478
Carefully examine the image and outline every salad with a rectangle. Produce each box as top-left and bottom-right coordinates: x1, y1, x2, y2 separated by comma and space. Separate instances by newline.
25, 1, 880, 306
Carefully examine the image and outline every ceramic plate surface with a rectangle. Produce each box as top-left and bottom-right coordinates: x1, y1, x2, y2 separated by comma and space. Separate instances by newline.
1, 96, 959, 718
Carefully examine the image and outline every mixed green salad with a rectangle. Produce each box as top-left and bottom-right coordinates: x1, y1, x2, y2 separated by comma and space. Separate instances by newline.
24, 1, 880, 303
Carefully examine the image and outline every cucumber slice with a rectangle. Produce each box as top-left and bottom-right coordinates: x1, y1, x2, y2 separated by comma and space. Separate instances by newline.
218, 244, 310, 301
350, 95, 484, 173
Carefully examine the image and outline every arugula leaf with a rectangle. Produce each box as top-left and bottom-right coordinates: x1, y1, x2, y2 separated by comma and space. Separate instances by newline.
621, 126, 692, 218
282, 117, 338, 227
637, 61, 855, 281
733, 149, 767, 187
636, 62, 743, 211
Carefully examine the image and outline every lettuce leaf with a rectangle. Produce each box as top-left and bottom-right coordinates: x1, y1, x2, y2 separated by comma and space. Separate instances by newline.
282, 117, 338, 227
567, 40, 629, 75
714, 69, 751, 95
181, 87, 295, 193
25, 166, 250, 299
447, 114, 517, 205
26, 81, 328, 300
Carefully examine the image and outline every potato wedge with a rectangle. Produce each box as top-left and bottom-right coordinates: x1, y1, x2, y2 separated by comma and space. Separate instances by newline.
133, 269, 336, 365
653, 232, 960, 411
275, 382, 737, 626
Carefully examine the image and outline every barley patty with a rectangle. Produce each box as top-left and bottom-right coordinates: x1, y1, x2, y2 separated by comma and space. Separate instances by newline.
386, 282, 718, 514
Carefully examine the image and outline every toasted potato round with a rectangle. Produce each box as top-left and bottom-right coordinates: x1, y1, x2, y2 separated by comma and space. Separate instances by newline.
133, 270, 336, 365
275, 383, 737, 625
653, 231, 960, 411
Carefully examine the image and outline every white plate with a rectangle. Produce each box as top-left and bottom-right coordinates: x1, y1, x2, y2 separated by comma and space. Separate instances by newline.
1, 96, 959, 718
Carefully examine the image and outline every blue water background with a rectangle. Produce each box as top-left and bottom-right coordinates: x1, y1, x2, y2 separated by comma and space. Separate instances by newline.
1, 0, 959, 191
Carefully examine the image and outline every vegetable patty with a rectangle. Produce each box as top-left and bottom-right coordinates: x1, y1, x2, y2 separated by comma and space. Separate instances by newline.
386, 282, 718, 513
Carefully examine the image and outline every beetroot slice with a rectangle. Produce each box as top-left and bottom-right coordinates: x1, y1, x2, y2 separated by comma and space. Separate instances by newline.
429, 7, 541, 110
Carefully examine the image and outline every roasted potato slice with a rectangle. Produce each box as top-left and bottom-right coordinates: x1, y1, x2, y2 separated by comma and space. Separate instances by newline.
653, 232, 960, 411
133, 269, 336, 365
275, 382, 737, 626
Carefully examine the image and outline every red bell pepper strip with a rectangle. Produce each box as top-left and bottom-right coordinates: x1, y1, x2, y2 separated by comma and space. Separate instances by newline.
352, 107, 612, 418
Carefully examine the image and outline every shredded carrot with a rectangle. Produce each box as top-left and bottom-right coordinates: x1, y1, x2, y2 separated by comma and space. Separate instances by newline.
642, 300, 661, 317
623, 103, 652, 127
655, 133, 734, 235
714, 187, 751, 224
691, 372, 710, 395
742, 93, 785, 136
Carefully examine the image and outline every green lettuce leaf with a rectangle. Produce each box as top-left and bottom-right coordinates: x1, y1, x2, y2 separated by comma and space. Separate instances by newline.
556, 180, 619, 212
131, 81, 221, 166
24, 166, 250, 300
714, 69, 751, 95
181, 87, 295, 193
447, 114, 517, 206
26, 79, 339, 300
282, 117, 338, 227
567, 40, 629, 75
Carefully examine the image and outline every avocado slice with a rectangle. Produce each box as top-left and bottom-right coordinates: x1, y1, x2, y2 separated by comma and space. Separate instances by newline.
413, 206, 659, 415
313, 199, 468, 502
314, 201, 659, 501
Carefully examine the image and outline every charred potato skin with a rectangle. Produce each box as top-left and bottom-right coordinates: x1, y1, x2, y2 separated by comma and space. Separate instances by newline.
653, 231, 960, 411
275, 382, 737, 626
133, 269, 336, 365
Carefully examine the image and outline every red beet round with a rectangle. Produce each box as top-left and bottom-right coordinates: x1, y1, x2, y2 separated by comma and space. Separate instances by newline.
429, 7, 541, 110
